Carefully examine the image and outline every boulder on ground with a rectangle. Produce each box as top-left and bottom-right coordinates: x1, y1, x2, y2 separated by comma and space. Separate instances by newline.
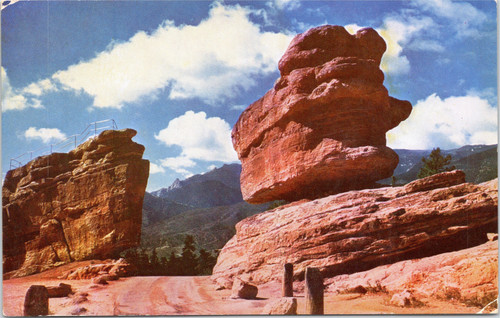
23, 285, 49, 316
390, 290, 419, 307
230, 278, 258, 299
47, 283, 73, 298
262, 297, 297, 315
91, 276, 109, 285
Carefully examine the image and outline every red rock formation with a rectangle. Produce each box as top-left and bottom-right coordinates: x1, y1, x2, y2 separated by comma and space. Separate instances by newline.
212, 172, 498, 288
3, 129, 149, 278
232, 25, 412, 203
325, 240, 498, 308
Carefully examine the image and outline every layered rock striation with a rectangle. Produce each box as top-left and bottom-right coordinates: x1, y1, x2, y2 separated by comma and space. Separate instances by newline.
212, 171, 498, 288
3, 129, 149, 277
232, 25, 412, 203
325, 240, 498, 308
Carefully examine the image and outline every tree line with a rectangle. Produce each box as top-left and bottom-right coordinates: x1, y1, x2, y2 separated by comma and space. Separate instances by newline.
124, 235, 218, 276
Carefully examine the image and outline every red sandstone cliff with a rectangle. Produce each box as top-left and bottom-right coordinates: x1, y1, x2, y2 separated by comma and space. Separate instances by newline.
3, 129, 149, 278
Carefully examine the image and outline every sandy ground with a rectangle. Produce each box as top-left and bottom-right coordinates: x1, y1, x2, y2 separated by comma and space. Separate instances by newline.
3, 262, 483, 316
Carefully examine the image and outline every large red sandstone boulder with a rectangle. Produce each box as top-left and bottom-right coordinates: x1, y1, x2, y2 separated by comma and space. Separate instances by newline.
3, 129, 149, 278
232, 25, 412, 203
212, 172, 497, 288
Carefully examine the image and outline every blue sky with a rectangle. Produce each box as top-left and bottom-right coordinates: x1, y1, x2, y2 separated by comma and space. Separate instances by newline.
2, 0, 498, 192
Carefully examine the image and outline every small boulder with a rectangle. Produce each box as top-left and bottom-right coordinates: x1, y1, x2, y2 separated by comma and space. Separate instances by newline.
23, 285, 49, 316
262, 298, 297, 315
390, 290, 418, 307
230, 278, 258, 299
91, 276, 108, 285
70, 306, 88, 315
66, 292, 89, 305
47, 283, 73, 298
102, 273, 119, 281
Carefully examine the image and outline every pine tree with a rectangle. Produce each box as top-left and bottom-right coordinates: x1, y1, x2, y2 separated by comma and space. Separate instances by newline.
166, 251, 180, 276
197, 249, 217, 275
180, 235, 198, 275
417, 147, 456, 179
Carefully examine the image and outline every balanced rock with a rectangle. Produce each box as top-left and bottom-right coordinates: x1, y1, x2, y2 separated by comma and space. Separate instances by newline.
3, 129, 149, 277
232, 25, 412, 203
230, 278, 258, 299
212, 172, 497, 286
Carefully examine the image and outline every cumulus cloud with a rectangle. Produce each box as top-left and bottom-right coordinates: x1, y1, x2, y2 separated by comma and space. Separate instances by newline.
149, 162, 165, 174
345, 18, 441, 76
387, 93, 497, 149
413, 0, 487, 37
50, 3, 292, 109
2, 67, 45, 112
270, 0, 301, 11
155, 110, 238, 175
24, 127, 67, 144
22, 79, 57, 96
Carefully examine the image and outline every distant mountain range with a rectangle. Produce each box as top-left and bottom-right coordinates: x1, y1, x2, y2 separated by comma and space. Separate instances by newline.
141, 164, 269, 256
381, 144, 497, 185
141, 145, 497, 256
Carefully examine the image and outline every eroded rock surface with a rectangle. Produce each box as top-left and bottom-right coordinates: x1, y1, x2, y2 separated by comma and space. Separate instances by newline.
212, 172, 498, 288
326, 240, 498, 308
232, 25, 412, 203
3, 129, 149, 278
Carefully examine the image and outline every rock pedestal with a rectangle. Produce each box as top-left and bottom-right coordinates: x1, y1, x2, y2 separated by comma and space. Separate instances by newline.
232, 25, 412, 203
3, 129, 149, 278
212, 172, 498, 288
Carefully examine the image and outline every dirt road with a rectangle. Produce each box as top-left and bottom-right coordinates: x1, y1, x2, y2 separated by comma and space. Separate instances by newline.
3, 262, 481, 316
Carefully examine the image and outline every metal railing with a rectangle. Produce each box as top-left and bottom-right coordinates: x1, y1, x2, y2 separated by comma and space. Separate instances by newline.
9, 119, 118, 170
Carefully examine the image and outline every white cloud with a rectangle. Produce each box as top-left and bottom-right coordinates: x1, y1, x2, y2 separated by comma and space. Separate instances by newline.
413, 0, 487, 37
24, 127, 67, 144
377, 16, 437, 75
149, 162, 165, 174
271, 0, 301, 11
345, 18, 441, 76
155, 111, 238, 169
207, 164, 218, 171
50, 3, 292, 109
387, 93, 498, 149
22, 79, 57, 96
2, 67, 45, 112
159, 156, 196, 174
230, 104, 247, 111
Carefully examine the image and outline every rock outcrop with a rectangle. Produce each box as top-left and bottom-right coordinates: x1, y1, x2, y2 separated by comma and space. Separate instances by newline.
232, 25, 412, 203
212, 172, 498, 288
3, 129, 149, 278
325, 240, 498, 308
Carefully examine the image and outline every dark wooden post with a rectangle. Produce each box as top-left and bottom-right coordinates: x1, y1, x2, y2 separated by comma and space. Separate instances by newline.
305, 267, 324, 315
282, 263, 293, 297
24, 285, 49, 316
